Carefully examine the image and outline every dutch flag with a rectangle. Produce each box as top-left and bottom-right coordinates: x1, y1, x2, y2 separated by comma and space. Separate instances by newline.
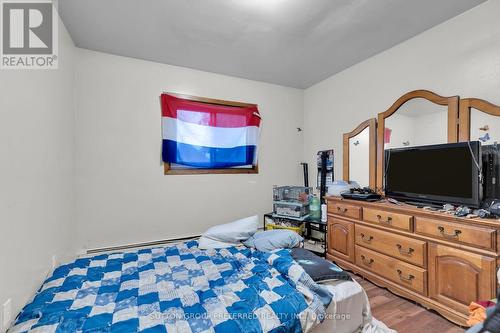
161, 94, 261, 168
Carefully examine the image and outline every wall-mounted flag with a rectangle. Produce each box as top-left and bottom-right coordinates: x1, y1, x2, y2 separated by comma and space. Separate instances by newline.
161, 94, 261, 168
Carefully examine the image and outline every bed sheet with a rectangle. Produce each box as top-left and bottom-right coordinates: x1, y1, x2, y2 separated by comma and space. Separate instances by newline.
311, 279, 396, 333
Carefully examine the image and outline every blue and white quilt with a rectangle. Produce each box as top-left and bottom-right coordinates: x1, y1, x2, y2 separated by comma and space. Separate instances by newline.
10, 241, 333, 333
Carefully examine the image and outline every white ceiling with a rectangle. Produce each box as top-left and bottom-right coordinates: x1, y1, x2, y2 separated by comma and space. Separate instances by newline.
59, 0, 486, 88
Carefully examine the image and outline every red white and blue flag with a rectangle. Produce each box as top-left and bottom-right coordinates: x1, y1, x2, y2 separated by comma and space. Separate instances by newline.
161, 94, 261, 168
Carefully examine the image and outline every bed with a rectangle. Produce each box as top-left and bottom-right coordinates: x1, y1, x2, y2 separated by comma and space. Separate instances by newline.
9, 241, 391, 333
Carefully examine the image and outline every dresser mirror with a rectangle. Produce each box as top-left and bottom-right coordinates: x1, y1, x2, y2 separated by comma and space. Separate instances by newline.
459, 98, 500, 144
471, 110, 500, 143
384, 98, 448, 149
459, 98, 500, 200
376, 90, 459, 190
343, 119, 376, 189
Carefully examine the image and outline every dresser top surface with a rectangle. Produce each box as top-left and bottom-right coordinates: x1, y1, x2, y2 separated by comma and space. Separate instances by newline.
326, 196, 500, 229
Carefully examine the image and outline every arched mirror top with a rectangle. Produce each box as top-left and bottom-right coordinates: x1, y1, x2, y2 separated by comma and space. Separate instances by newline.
379, 89, 459, 120
344, 118, 375, 139
343, 118, 376, 189
462, 98, 500, 116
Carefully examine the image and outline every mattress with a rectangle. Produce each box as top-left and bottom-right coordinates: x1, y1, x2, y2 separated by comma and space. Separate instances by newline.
311, 279, 368, 333
9, 242, 333, 333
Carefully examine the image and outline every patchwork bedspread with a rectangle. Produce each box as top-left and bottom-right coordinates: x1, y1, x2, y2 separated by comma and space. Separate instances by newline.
10, 241, 332, 333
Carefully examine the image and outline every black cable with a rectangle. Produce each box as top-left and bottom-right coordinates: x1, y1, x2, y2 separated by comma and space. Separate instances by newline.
384, 149, 391, 188
467, 141, 483, 184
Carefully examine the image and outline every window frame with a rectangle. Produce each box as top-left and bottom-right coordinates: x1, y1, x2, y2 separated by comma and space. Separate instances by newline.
162, 92, 260, 175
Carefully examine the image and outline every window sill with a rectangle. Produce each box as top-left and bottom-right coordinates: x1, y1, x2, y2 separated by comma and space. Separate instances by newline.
164, 164, 259, 175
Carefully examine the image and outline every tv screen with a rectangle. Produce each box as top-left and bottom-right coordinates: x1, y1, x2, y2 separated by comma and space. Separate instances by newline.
385, 142, 481, 207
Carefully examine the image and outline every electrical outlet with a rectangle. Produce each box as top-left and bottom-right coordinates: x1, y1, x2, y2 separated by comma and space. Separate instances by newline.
2, 299, 12, 330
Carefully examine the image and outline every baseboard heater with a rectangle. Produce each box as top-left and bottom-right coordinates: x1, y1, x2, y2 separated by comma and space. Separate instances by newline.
86, 234, 201, 255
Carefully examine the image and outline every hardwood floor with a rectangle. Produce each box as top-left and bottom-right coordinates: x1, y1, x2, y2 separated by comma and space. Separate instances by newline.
352, 274, 466, 333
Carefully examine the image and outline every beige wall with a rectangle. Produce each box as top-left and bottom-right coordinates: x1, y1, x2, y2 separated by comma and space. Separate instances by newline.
303, 0, 500, 187
0, 18, 76, 328
74, 49, 304, 250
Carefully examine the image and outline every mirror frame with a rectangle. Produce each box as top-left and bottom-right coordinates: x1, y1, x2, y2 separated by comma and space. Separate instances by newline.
376, 90, 460, 191
458, 98, 500, 141
343, 118, 377, 189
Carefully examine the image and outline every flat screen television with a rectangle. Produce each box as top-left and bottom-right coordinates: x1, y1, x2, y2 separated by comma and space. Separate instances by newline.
385, 141, 482, 207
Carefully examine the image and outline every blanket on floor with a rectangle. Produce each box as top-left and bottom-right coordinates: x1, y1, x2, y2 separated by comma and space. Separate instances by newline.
10, 241, 332, 333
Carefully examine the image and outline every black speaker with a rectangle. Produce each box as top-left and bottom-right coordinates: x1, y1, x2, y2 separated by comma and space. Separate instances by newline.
482, 144, 499, 199
485, 199, 500, 217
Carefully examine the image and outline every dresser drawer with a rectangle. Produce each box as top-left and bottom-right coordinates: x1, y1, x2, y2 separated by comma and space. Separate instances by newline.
415, 217, 495, 250
363, 208, 413, 231
328, 202, 361, 220
355, 245, 427, 295
355, 225, 426, 267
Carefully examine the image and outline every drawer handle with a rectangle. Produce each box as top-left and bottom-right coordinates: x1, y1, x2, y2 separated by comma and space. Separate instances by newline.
360, 233, 374, 243
397, 269, 415, 282
337, 207, 348, 213
376, 214, 392, 224
437, 226, 462, 239
396, 244, 414, 256
360, 255, 374, 266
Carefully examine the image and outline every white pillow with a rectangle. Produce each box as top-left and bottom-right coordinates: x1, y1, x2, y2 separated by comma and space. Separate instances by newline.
198, 215, 259, 249
198, 237, 238, 250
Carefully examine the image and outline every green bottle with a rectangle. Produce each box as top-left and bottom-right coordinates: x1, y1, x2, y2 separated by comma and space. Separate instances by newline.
310, 195, 321, 219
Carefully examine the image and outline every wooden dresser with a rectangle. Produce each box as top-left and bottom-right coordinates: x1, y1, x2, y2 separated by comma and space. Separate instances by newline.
326, 196, 499, 326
